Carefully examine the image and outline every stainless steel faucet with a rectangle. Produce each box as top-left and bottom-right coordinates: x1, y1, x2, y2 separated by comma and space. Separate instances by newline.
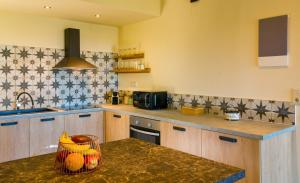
16, 92, 34, 109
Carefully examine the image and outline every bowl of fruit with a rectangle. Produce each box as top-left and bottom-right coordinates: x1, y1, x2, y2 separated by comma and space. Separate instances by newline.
54, 132, 102, 175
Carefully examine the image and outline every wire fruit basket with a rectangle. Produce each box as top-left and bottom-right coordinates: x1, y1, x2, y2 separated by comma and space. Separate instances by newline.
54, 132, 102, 175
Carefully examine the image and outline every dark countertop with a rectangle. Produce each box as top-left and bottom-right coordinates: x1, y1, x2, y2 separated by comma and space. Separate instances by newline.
0, 138, 244, 183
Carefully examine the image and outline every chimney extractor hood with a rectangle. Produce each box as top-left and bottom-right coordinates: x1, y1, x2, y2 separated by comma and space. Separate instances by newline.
53, 28, 97, 70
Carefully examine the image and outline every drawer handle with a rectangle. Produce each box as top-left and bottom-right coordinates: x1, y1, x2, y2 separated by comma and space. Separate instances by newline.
113, 114, 121, 118
40, 118, 55, 122
173, 126, 186, 132
1, 122, 18, 126
219, 136, 237, 143
79, 114, 91, 118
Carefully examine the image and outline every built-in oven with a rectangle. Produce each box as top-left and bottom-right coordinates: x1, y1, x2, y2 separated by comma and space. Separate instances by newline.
130, 116, 160, 145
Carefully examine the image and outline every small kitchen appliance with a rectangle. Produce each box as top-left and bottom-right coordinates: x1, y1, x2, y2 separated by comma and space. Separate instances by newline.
112, 92, 119, 105
224, 109, 240, 121
133, 91, 167, 110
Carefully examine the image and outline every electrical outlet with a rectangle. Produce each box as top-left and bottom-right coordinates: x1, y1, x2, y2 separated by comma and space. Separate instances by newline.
292, 89, 300, 105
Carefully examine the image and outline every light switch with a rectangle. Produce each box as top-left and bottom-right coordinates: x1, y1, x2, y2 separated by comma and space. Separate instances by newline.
292, 89, 300, 105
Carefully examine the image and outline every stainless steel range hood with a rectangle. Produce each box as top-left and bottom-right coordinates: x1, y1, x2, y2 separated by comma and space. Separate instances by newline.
53, 28, 97, 70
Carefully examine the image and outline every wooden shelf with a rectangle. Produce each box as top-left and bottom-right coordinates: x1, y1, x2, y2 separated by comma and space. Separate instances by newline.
119, 53, 144, 60
113, 68, 151, 73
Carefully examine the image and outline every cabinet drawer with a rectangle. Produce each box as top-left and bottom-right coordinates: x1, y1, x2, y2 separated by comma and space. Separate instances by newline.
30, 115, 65, 156
201, 130, 260, 183
161, 122, 201, 156
0, 119, 30, 163
105, 111, 129, 142
65, 111, 104, 143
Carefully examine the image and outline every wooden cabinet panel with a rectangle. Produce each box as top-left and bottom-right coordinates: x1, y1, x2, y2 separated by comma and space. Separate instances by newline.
260, 132, 294, 183
30, 115, 65, 156
105, 111, 129, 142
65, 111, 104, 143
0, 119, 30, 163
161, 122, 202, 156
201, 130, 260, 183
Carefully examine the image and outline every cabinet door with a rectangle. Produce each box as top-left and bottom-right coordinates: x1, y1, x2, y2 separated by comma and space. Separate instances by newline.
161, 122, 202, 156
0, 119, 30, 163
105, 111, 129, 142
201, 130, 260, 183
65, 111, 104, 143
30, 115, 65, 157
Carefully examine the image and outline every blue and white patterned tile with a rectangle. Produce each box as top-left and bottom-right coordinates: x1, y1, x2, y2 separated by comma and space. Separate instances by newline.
195, 95, 205, 106
271, 101, 295, 124
203, 96, 213, 111
0, 44, 116, 109
32, 47, 48, 63
183, 94, 192, 104
252, 99, 272, 120
234, 98, 252, 118
70, 85, 81, 99
225, 97, 238, 108
217, 97, 230, 114
190, 95, 200, 108
211, 96, 221, 106
97, 59, 106, 72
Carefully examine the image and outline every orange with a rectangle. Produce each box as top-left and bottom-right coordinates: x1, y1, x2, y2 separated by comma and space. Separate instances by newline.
65, 153, 84, 171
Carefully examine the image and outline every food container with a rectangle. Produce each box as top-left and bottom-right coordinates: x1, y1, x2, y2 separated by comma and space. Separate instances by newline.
54, 133, 102, 175
181, 106, 205, 115
224, 109, 240, 121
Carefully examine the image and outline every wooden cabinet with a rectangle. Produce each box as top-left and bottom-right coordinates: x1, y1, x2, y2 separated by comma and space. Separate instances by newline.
260, 132, 294, 183
161, 122, 202, 156
105, 111, 129, 142
0, 119, 30, 163
65, 111, 104, 143
30, 115, 65, 156
201, 130, 260, 183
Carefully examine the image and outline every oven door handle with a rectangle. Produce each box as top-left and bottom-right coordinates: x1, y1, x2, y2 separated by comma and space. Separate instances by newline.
145, 94, 150, 108
130, 127, 160, 137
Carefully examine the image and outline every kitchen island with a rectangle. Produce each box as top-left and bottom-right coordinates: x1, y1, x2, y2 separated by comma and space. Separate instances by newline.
0, 138, 244, 183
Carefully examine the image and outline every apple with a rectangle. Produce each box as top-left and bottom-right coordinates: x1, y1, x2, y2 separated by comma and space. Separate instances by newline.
71, 135, 92, 144
84, 155, 99, 170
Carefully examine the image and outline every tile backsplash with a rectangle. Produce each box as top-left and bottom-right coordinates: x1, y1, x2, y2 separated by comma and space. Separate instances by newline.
168, 93, 295, 125
119, 91, 295, 125
0, 44, 118, 110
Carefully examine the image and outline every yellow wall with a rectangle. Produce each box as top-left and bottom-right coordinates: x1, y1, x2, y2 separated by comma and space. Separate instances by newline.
0, 11, 118, 52
119, 0, 300, 102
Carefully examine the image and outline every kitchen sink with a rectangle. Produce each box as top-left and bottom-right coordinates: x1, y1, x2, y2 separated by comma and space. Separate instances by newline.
0, 108, 58, 116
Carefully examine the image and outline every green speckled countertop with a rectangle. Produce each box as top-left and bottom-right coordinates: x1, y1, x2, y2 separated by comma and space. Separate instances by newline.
0, 139, 244, 183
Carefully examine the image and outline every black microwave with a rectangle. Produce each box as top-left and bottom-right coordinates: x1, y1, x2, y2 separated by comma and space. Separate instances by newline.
133, 91, 168, 110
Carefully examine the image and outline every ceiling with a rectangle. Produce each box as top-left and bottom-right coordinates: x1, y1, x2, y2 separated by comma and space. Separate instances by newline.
0, 0, 161, 26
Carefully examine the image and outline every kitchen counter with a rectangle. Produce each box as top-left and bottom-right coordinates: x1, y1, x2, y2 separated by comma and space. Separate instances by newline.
0, 107, 103, 121
0, 138, 244, 183
101, 104, 295, 140
0, 104, 295, 140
